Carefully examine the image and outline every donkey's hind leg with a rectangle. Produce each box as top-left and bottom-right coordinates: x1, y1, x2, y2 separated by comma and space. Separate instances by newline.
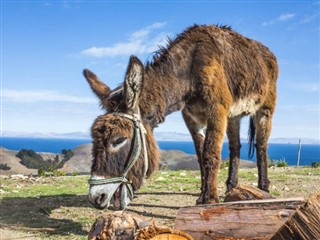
182, 109, 205, 195
255, 108, 274, 192
226, 116, 241, 192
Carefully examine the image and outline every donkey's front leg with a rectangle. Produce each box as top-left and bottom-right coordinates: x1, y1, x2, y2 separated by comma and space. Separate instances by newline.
182, 109, 205, 199
199, 106, 228, 204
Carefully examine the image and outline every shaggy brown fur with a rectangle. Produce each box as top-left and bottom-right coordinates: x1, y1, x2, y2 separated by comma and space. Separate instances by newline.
84, 24, 278, 204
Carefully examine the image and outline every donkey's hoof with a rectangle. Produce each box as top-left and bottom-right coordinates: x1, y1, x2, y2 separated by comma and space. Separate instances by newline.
196, 196, 204, 205
196, 195, 219, 205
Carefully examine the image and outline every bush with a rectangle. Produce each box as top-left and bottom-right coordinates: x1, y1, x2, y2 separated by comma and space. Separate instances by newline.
311, 161, 320, 168
277, 159, 288, 167
38, 168, 46, 177
17, 149, 58, 171
57, 149, 74, 169
220, 161, 229, 169
53, 170, 66, 176
0, 163, 11, 170
269, 159, 288, 168
16, 148, 74, 171
61, 149, 74, 160
17, 149, 46, 169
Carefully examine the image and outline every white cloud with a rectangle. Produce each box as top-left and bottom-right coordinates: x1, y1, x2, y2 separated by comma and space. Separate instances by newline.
289, 82, 319, 93
300, 14, 319, 23
81, 22, 169, 58
1, 89, 96, 104
262, 13, 296, 26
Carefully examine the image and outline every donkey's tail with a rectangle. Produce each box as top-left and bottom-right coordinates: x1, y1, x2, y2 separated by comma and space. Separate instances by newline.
248, 116, 256, 159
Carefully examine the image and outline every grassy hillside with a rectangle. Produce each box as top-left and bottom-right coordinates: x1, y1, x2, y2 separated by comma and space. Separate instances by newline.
0, 167, 319, 239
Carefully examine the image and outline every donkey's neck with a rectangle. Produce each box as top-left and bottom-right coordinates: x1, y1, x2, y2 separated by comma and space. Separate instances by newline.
139, 42, 195, 125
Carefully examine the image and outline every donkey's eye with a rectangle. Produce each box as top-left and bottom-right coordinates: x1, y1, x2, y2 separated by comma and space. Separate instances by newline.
112, 137, 127, 147
146, 113, 155, 121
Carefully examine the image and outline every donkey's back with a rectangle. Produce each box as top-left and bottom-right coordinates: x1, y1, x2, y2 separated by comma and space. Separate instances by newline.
182, 25, 278, 103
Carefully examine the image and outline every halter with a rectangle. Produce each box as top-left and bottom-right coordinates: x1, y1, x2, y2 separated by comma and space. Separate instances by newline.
88, 111, 149, 200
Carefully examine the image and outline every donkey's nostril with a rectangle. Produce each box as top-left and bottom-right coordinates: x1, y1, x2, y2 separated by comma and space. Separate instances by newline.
95, 193, 107, 206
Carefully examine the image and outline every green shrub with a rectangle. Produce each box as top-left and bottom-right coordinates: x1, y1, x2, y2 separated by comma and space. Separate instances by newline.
17, 149, 59, 171
53, 170, 66, 176
269, 159, 288, 168
0, 163, 11, 170
220, 160, 229, 169
311, 161, 320, 168
277, 159, 288, 167
38, 168, 46, 177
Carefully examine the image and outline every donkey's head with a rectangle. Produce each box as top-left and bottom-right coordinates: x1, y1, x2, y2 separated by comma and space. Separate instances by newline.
84, 56, 159, 210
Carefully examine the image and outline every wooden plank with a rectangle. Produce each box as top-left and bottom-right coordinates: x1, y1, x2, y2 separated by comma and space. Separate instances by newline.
174, 198, 304, 240
271, 192, 320, 240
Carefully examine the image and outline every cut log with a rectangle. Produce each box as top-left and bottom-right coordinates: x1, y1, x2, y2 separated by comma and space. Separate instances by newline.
271, 191, 320, 240
224, 185, 274, 202
88, 211, 192, 240
175, 197, 305, 240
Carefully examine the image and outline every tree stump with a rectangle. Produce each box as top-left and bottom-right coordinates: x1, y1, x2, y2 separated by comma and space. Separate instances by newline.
224, 185, 274, 202
271, 191, 320, 240
88, 212, 192, 240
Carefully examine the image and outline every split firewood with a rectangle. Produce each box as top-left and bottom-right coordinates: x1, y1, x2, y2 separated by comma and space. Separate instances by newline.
88, 211, 192, 240
88, 211, 143, 240
271, 191, 320, 240
224, 185, 274, 202
135, 223, 193, 240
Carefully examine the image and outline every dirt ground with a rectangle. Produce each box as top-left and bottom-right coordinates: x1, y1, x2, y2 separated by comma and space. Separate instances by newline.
0, 167, 319, 239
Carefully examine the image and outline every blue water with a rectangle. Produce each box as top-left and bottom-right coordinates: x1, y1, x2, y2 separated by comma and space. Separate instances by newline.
1, 137, 319, 166
1, 137, 90, 154
158, 141, 320, 166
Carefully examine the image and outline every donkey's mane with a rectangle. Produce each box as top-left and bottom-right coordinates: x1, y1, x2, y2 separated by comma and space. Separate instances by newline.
145, 39, 175, 74
145, 24, 232, 74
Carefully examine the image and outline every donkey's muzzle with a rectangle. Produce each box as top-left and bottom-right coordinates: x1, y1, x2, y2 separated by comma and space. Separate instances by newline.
88, 182, 132, 210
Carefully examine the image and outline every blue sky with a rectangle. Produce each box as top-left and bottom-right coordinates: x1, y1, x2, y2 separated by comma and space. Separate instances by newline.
1, 1, 319, 141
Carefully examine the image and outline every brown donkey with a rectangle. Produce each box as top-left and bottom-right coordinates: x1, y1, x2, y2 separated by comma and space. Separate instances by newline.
84, 24, 278, 210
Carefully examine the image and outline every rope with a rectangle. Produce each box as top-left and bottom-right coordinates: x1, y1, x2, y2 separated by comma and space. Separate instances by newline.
88, 110, 148, 201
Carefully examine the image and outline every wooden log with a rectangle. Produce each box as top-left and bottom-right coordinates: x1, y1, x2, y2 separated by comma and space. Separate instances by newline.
224, 185, 274, 202
175, 197, 305, 240
271, 192, 320, 240
88, 211, 192, 240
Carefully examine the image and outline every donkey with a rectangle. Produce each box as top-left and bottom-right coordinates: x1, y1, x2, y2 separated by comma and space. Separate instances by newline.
84, 24, 278, 210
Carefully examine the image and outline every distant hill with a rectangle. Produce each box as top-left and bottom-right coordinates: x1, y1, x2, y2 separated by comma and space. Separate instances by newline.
0, 144, 256, 175
60, 144, 93, 173
0, 147, 37, 175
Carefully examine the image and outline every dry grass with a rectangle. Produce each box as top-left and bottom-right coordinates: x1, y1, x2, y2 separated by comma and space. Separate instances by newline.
0, 167, 319, 239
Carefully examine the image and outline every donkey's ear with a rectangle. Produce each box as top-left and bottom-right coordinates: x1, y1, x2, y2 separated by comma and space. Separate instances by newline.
124, 55, 144, 110
83, 69, 111, 101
